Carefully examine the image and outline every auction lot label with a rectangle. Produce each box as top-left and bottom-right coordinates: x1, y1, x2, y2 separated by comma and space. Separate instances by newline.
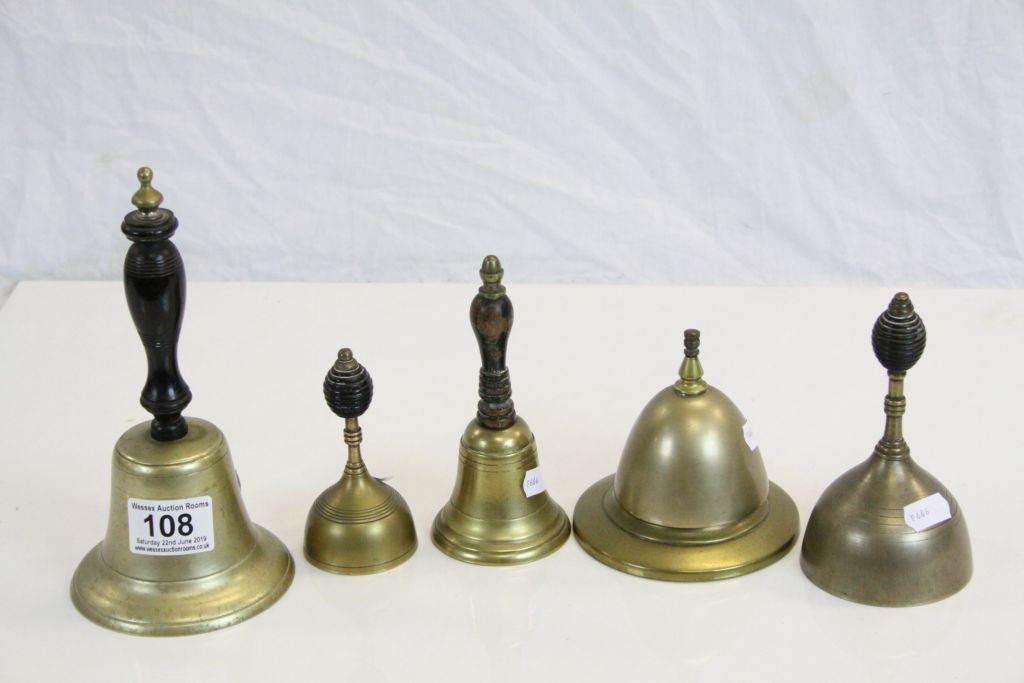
126, 496, 215, 556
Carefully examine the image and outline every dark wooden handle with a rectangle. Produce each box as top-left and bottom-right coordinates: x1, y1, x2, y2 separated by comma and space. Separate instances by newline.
470, 255, 516, 429
324, 348, 373, 419
872, 292, 926, 374
121, 168, 191, 441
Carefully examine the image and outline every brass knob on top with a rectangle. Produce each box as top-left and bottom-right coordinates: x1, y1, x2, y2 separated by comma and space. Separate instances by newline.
131, 166, 164, 214
801, 292, 973, 606
305, 348, 417, 574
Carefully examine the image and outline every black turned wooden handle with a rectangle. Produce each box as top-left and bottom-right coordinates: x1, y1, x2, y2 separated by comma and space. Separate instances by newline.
324, 348, 373, 419
470, 255, 516, 429
872, 292, 927, 375
121, 168, 191, 441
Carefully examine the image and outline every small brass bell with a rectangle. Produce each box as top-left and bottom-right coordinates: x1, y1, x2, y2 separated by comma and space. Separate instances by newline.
304, 348, 417, 573
801, 293, 972, 606
574, 329, 799, 580
71, 168, 295, 635
432, 255, 570, 565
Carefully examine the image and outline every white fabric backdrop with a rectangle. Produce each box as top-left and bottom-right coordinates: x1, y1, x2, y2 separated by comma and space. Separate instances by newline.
2, 1, 1022, 303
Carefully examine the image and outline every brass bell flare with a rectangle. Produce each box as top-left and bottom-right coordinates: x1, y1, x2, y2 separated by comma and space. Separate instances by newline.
801, 293, 972, 606
573, 329, 799, 581
71, 169, 294, 636
304, 349, 417, 574
432, 256, 570, 565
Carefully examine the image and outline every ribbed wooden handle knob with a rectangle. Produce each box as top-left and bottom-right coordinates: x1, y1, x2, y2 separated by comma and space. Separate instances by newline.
324, 348, 373, 418
872, 292, 927, 374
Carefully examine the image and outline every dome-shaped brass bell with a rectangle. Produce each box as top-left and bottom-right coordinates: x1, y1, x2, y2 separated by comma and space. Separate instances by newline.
304, 348, 417, 574
574, 329, 799, 580
71, 168, 295, 636
801, 293, 972, 606
432, 256, 570, 565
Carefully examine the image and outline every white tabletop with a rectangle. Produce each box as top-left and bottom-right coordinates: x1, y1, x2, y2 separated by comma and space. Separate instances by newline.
0, 281, 1020, 682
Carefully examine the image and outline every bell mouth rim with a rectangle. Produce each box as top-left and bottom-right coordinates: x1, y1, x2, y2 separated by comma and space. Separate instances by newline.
430, 500, 571, 566
572, 474, 799, 581
71, 525, 295, 636
304, 538, 418, 575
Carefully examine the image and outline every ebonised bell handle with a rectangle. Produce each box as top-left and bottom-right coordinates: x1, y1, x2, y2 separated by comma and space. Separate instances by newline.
470, 255, 516, 430
872, 292, 927, 375
324, 348, 373, 419
121, 167, 192, 441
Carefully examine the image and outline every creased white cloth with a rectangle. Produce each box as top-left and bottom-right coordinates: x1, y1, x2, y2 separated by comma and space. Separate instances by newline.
1, 1, 1022, 305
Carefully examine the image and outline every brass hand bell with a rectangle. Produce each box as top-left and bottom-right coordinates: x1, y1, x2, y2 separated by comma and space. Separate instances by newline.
304, 348, 417, 573
801, 293, 972, 606
71, 168, 294, 636
574, 329, 799, 580
432, 255, 570, 564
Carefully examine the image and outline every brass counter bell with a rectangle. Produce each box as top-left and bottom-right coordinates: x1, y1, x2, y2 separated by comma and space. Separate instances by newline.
70, 168, 294, 635
432, 256, 570, 564
574, 329, 799, 580
801, 293, 972, 606
304, 348, 417, 573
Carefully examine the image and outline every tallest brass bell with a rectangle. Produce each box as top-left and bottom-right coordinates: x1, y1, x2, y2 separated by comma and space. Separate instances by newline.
70, 168, 294, 635
574, 329, 799, 580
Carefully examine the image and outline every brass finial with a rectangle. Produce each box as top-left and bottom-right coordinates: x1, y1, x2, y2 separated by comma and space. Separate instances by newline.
478, 255, 507, 299
675, 329, 707, 396
335, 347, 357, 371
131, 167, 163, 214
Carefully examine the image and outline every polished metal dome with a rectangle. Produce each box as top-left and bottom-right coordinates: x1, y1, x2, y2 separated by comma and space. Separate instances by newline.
573, 329, 798, 581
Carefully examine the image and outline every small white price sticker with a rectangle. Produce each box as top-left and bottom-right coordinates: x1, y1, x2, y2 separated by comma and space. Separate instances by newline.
742, 422, 758, 451
127, 496, 216, 556
522, 467, 546, 498
903, 493, 952, 532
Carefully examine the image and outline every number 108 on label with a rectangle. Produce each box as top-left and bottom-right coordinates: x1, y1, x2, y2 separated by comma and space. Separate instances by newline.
127, 496, 216, 556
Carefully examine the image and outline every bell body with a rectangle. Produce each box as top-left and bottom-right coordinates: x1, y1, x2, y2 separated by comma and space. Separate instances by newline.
801, 452, 972, 606
71, 418, 295, 636
614, 386, 769, 529
305, 466, 417, 574
574, 351, 799, 581
432, 417, 570, 565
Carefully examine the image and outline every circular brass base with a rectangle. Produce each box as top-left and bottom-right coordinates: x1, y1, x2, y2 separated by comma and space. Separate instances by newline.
573, 475, 799, 581
431, 500, 570, 566
71, 526, 295, 636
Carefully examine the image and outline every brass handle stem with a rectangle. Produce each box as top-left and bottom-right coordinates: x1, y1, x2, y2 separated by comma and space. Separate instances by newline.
875, 372, 908, 458
344, 417, 365, 473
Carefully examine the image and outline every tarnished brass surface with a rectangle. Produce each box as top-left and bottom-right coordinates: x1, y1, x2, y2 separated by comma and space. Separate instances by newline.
801, 293, 972, 606
432, 256, 569, 565
305, 349, 417, 574
71, 418, 295, 635
573, 329, 798, 581
432, 417, 570, 564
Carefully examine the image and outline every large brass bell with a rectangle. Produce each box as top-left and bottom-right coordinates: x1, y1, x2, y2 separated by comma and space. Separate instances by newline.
71, 168, 295, 635
574, 329, 799, 580
801, 293, 972, 606
304, 348, 417, 573
432, 255, 570, 565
